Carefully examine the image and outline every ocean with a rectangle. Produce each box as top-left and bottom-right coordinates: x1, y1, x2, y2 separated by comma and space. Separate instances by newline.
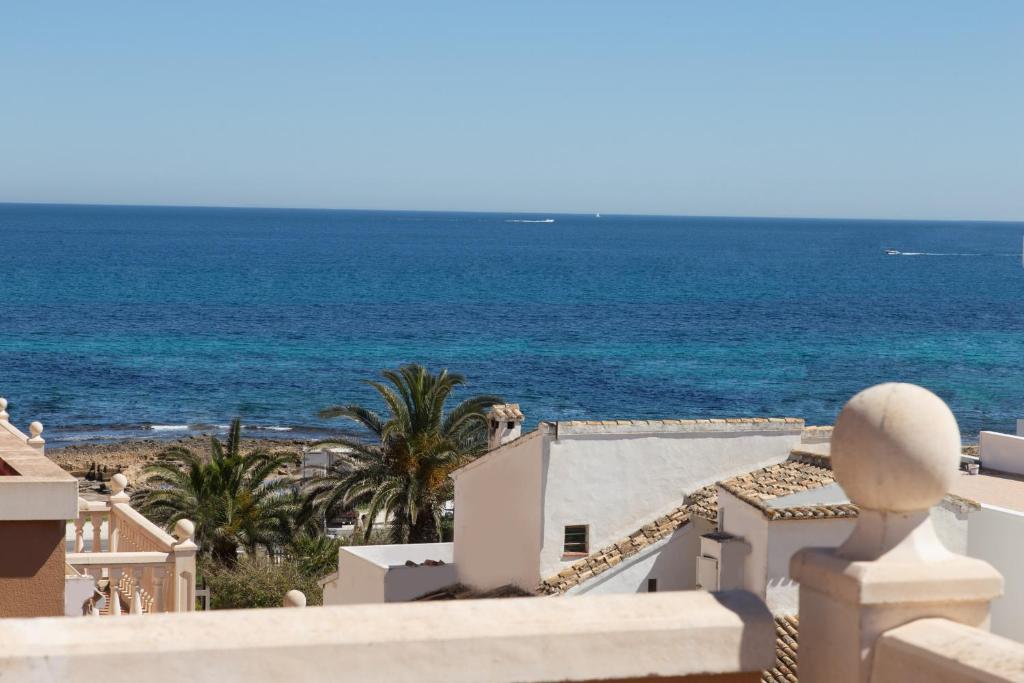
1, 203, 1022, 446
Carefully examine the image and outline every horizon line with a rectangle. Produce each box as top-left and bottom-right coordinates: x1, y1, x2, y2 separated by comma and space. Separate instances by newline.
0, 200, 1022, 226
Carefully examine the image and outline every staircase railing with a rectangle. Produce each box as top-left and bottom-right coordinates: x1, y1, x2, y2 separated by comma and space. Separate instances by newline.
67, 474, 197, 615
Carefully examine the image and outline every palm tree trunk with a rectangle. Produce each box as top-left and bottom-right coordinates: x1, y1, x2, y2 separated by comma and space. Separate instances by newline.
408, 508, 440, 544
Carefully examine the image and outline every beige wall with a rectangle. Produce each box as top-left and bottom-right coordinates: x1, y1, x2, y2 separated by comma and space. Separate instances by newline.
454, 432, 544, 590
0, 520, 65, 618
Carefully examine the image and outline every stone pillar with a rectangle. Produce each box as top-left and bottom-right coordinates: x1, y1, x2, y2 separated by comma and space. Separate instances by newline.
172, 519, 198, 612
791, 383, 1003, 683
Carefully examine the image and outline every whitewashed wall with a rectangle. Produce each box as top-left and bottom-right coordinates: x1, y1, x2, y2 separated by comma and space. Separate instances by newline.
967, 505, 1024, 642
323, 548, 386, 605
453, 433, 544, 590
323, 543, 455, 605
568, 517, 713, 595
980, 431, 1024, 476
718, 488, 769, 598
539, 429, 800, 578
763, 517, 856, 613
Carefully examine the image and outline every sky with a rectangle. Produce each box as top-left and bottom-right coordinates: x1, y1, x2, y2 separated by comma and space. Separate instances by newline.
1, 2, 1021, 220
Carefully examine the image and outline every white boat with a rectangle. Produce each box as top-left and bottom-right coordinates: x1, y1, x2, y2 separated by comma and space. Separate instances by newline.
884, 249, 901, 256
595, 213, 601, 218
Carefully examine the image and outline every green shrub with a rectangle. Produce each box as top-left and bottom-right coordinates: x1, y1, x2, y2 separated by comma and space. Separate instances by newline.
202, 557, 324, 609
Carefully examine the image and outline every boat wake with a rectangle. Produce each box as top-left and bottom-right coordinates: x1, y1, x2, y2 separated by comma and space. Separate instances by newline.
505, 219, 555, 223
884, 250, 1011, 257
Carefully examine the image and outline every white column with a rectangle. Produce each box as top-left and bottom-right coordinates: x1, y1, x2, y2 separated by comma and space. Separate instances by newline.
791, 383, 1003, 683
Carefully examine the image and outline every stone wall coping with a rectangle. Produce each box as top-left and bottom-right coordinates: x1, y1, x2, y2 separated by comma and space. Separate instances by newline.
544, 417, 804, 437
0, 591, 776, 683
0, 420, 77, 521
872, 618, 1024, 683
791, 547, 1003, 605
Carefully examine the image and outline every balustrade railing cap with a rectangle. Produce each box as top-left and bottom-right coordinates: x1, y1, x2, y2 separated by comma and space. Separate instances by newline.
174, 519, 195, 542
283, 590, 306, 607
110, 473, 128, 494
832, 382, 960, 513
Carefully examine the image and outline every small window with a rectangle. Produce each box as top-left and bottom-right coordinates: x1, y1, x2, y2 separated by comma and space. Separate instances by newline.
507, 421, 515, 429
563, 525, 589, 554
647, 578, 658, 593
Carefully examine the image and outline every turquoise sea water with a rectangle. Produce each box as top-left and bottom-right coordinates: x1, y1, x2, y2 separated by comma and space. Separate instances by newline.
1, 203, 1022, 445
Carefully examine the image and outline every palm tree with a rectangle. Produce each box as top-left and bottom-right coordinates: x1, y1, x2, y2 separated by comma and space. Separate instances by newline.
137, 420, 299, 565
307, 364, 501, 544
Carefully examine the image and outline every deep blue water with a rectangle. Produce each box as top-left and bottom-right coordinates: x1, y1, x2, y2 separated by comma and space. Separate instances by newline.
1, 203, 1022, 446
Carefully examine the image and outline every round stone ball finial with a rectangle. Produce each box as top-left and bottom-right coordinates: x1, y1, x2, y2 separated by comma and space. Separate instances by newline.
110, 472, 128, 494
832, 383, 960, 513
29, 421, 43, 437
0, 397, 8, 419
283, 590, 307, 608
174, 518, 196, 542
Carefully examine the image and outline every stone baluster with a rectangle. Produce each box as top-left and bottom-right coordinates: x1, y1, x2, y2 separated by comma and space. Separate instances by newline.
108, 565, 123, 617
172, 519, 198, 612
108, 474, 129, 552
89, 511, 103, 552
130, 589, 144, 615
74, 498, 88, 553
791, 383, 1004, 683
26, 420, 45, 451
151, 566, 167, 613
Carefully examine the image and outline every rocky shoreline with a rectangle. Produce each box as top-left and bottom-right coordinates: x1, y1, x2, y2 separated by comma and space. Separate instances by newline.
50, 436, 311, 483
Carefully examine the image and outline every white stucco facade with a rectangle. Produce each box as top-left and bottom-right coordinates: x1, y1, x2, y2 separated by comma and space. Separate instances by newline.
321, 542, 455, 605
538, 425, 802, 579
979, 431, 1024, 476
717, 486, 973, 615
566, 517, 714, 595
453, 419, 802, 592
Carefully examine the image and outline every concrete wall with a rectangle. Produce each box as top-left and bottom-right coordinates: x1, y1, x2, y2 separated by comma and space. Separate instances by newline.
0, 590, 778, 683
64, 573, 96, 616
569, 517, 714, 595
454, 433, 544, 590
967, 504, 1024, 642
0, 519, 66, 617
324, 543, 456, 605
383, 563, 458, 602
718, 489, 769, 599
540, 430, 799, 578
931, 499, 970, 555
979, 431, 1024, 476
323, 548, 386, 605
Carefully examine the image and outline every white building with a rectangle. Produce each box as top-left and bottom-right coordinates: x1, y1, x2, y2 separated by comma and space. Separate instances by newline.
324, 404, 806, 604
320, 543, 455, 605
460, 416, 806, 594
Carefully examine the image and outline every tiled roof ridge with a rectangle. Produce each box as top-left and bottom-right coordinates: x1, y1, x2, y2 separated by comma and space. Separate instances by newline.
537, 509, 691, 595
538, 485, 718, 595
719, 455, 860, 522
787, 449, 832, 468
556, 417, 802, 425
762, 615, 799, 683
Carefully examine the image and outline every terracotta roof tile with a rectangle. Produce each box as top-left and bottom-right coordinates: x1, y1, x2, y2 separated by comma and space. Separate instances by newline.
762, 615, 800, 683
719, 455, 859, 521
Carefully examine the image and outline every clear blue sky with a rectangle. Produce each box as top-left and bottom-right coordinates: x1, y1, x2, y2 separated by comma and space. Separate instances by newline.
1, 2, 1021, 220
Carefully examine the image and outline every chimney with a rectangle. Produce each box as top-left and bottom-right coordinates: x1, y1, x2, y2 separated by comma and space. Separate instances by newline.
487, 404, 524, 450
